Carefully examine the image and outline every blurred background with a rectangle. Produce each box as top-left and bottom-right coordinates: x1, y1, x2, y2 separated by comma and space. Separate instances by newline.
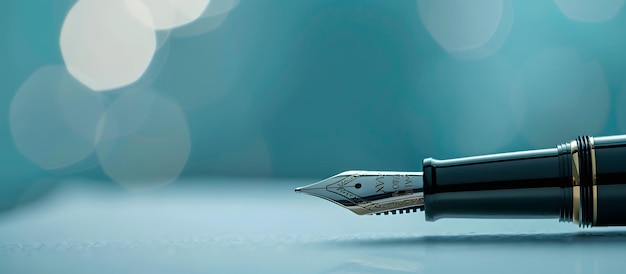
4, 1, 626, 273
2, 0, 626, 210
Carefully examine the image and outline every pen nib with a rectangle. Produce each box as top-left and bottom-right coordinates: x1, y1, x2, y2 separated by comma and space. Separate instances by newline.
295, 171, 424, 215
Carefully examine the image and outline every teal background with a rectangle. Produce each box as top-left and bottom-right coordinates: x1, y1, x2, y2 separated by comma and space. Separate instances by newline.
2, 0, 626, 207
3, 2, 626, 273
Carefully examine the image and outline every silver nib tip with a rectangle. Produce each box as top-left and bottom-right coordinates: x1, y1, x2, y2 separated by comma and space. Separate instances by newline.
295, 171, 425, 215
294, 187, 302, 193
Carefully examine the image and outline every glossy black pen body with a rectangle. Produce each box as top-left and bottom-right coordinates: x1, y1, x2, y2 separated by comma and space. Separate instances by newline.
296, 134, 626, 228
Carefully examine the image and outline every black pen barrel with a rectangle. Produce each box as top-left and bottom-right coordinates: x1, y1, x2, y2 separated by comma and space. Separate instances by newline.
423, 135, 626, 227
422, 147, 572, 221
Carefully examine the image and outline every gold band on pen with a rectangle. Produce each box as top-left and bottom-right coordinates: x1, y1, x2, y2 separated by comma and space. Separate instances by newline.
570, 137, 598, 227
590, 137, 597, 226
571, 141, 580, 225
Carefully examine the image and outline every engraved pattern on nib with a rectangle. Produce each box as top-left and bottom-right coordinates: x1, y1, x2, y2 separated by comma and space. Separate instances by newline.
366, 197, 425, 214
295, 171, 425, 216
326, 175, 371, 206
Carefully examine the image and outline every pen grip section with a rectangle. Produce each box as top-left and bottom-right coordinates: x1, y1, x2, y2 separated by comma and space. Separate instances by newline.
422, 148, 571, 221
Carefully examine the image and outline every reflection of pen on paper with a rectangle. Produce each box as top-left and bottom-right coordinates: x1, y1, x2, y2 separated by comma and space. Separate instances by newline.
297, 134, 626, 228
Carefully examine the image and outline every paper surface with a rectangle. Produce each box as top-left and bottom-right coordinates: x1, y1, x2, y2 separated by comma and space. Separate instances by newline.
1, 179, 625, 273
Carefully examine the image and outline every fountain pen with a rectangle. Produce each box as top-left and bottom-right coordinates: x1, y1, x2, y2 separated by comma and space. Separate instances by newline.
296, 134, 626, 227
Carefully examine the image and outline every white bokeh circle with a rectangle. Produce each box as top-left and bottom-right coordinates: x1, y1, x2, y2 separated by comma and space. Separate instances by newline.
60, 0, 156, 91
128, 0, 211, 30
173, 0, 239, 37
418, 0, 512, 59
10, 66, 105, 170
554, 0, 625, 23
96, 91, 191, 189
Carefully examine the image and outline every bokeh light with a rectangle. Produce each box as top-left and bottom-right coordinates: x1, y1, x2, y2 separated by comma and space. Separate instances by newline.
417, 0, 513, 60
9, 66, 104, 170
514, 47, 610, 147
173, 0, 240, 37
96, 89, 156, 143
554, 0, 625, 23
96, 90, 191, 189
127, 37, 173, 90
415, 56, 520, 156
60, 0, 157, 91
155, 30, 171, 50
5, 0, 626, 191
128, 0, 211, 30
